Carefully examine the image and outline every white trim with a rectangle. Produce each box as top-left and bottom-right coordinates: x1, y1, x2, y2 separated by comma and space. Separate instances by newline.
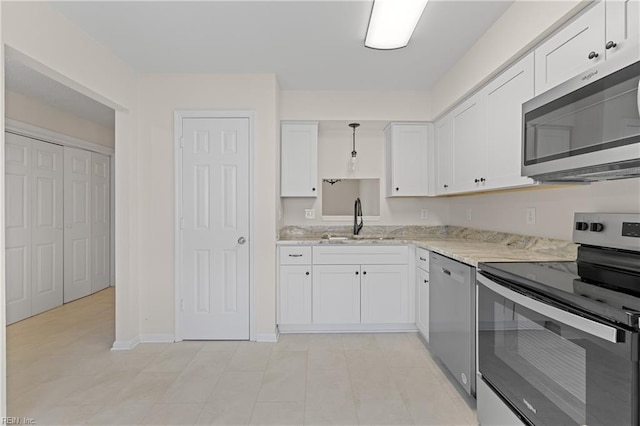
5, 118, 114, 156
140, 334, 175, 343
174, 110, 256, 342
256, 332, 279, 343
111, 336, 140, 351
278, 323, 418, 333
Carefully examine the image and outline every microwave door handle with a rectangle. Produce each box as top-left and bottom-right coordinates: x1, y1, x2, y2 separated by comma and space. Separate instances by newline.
477, 274, 622, 344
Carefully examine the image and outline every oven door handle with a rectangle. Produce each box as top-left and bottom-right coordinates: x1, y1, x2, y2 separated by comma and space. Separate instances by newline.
477, 274, 622, 344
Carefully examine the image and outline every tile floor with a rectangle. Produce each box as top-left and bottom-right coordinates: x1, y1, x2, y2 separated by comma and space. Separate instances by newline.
7, 288, 478, 425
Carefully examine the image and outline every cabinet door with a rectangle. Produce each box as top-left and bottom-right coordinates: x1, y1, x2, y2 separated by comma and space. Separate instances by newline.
313, 265, 360, 324
483, 53, 536, 190
279, 265, 312, 325
605, 0, 640, 62
434, 117, 453, 195
416, 268, 429, 341
534, 2, 605, 95
280, 123, 318, 197
386, 124, 429, 197
451, 92, 486, 193
361, 265, 409, 324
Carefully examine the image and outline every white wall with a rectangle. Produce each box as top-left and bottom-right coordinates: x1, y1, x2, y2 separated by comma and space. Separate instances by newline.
0, 2, 6, 416
137, 74, 279, 339
448, 179, 640, 240
2, 1, 139, 352
5, 90, 115, 148
431, 0, 587, 118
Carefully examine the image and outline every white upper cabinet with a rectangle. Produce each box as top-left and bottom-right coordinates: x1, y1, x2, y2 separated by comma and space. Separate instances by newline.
605, 0, 640, 62
434, 117, 453, 195
385, 123, 431, 197
450, 92, 486, 193
483, 53, 536, 190
533, 1, 640, 96
280, 122, 318, 197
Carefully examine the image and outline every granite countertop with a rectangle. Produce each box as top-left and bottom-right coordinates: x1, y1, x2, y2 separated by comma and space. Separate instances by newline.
277, 225, 577, 267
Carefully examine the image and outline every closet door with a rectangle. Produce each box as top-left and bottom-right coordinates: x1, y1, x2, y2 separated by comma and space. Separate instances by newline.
91, 152, 110, 293
31, 140, 64, 315
5, 133, 33, 324
64, 147, 92, 303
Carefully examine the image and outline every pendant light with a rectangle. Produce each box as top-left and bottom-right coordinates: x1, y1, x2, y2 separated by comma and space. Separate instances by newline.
349, 123, 360, 171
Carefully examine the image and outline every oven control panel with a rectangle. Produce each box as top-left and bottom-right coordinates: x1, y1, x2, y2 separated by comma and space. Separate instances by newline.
573, 213, 640, 251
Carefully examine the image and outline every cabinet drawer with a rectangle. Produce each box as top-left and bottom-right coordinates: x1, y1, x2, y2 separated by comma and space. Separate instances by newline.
280, 246, 312, 265
416, 247, 430, 271
313, 245, 408, 265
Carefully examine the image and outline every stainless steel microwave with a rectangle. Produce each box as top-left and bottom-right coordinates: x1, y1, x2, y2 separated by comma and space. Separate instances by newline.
522, 56, 640, 182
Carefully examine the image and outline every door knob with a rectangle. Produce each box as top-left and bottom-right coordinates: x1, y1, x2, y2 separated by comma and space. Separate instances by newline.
237, 236, 246, 244
605, 41, 617, 50
588, 51, 599, 59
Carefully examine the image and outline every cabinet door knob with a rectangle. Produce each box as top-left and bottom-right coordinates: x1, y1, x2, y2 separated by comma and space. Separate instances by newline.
312, 187, 316, 191
588, 51, 599, 59
305, 272, 310, 276
605, 41, 617, 50
443, 184, 448, 189
480, 177, 486, 182
424, 279, 428, 283
395, 187, 399, 191
474, 179, 479, 183
355, 271, 359, 275
363, 271, 367, 275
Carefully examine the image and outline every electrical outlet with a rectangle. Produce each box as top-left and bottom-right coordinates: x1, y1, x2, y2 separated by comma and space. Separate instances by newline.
466, 208, 472, 221
526, 207, 536, 225
305, 209, 315, 220
421, 209, 429, 220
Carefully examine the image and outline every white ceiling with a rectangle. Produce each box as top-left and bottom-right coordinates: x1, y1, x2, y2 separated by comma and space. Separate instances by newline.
4, 57, 116, 128
51, 0, 514, 90
5, 0, 513, 127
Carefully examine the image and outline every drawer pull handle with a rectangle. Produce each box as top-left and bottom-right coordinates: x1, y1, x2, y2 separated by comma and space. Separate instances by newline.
288, 254, 303, 257
419, 257, 427, 261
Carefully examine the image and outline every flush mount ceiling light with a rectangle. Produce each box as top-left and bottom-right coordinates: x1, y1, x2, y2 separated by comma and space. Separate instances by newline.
365, 0, 429, 50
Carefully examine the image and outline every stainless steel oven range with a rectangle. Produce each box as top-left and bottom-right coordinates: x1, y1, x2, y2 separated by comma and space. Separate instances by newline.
477, 213, 640, 426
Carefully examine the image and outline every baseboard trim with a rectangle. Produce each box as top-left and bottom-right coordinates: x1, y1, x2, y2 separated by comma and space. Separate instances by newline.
140, 333, 175, 343
111, 336, 140, 351
278, 323, 418, 333
256, 332, 278, 343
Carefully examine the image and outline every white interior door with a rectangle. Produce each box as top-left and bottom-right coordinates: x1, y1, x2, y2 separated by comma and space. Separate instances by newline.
180, 117, 250, 340
30, 140, 64, 316
5, 133, 33, 324
91, 152, 110, 293
64, 147, 92, 303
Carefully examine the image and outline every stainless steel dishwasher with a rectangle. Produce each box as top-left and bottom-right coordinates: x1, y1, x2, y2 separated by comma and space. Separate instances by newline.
429, 252, 476, 396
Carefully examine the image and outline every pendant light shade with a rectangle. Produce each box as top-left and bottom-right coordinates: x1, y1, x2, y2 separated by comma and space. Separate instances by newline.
365, 0, 429, 50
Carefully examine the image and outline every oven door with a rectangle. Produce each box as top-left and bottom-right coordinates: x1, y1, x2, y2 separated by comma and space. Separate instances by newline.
477, 273, 639, 426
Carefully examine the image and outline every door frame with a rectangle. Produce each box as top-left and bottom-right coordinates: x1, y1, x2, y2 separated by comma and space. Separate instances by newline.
4, 119, 116, 288
174, 110, 256, 342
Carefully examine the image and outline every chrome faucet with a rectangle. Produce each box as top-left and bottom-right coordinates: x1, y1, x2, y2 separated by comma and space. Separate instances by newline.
354, 197, 363, 235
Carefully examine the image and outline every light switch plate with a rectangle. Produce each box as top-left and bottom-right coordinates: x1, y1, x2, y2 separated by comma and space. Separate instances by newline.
305, 209, 315, 220
421, 209, 429, 220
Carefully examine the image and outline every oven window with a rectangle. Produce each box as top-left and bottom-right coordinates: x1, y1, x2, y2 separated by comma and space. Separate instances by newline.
478, 282, 636, 426
524, 63, 640, 165
494, 302, 587, 424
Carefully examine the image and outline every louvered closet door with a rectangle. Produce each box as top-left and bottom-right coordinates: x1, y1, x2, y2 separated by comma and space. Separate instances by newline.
5, 133, 33, 324
91, 152, 110, 293
64, 147, 92, 303
30, 140, 64, 315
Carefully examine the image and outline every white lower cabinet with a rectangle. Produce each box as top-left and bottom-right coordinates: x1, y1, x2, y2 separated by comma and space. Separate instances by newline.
416, 267, 430, 340
278, 265, 312, 325
361, 264, 409, 323
312, 265, 361, 324
278, 244, 412, 330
